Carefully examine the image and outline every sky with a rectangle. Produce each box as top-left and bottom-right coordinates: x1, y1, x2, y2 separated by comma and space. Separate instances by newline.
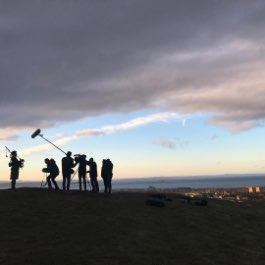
0, 0, 265, 181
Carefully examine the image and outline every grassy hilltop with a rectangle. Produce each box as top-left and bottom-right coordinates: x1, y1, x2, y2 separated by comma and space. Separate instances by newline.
0, 189, 265, 265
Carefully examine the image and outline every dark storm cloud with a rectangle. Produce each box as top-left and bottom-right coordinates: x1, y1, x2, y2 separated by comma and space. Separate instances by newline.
0, 0, 265, 136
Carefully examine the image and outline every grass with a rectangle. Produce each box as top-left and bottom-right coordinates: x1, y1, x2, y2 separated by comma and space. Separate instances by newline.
0, 189, 265, 265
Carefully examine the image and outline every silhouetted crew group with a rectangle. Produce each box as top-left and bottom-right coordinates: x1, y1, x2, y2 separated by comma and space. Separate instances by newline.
7, 149, 113, 192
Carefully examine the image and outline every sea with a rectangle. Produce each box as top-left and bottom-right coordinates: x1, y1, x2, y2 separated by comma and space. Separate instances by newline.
1, 174, 265, 190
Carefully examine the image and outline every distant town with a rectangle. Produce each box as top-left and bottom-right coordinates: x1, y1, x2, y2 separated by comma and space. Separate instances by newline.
148, 186, 265, 203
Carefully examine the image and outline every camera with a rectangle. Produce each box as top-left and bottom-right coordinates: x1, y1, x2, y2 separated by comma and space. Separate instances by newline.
74, 154, 86, 163
42, 168, 49, 173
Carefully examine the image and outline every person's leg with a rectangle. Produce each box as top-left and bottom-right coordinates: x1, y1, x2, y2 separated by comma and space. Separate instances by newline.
47, 175, 52, 189
95, 178, 99, 192
11, 180, 16, 190
66, 175, 71, 191
105, 177, 110, 193
51, 176, 60, 190
103, 177, 107, 193
78, 175, 82, 190
106, 178, 111, 193
10, 171, 18, 190
62, 175, 66, 190
90, 177, 95, 191
109, 178, 112, 194
83, 176, 87, 191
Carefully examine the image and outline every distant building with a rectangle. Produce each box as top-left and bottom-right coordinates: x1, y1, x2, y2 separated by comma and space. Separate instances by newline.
255, 187, 260, 193
248, 186, 253, 193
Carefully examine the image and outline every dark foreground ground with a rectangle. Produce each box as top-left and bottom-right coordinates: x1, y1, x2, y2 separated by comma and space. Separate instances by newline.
0, 189, 265, 265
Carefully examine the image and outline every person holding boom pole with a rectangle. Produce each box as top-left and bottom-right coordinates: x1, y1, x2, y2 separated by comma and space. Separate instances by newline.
8, 150, 24, 190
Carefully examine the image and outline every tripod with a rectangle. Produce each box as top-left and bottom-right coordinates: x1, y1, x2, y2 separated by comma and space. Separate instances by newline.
86, 174, 92, 191
40, 173, 47, 188
71, 170, 92, 191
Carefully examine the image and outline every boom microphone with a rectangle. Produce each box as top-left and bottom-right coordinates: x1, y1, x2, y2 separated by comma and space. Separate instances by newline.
31, 128, 67, 155
31, 129, 41, 139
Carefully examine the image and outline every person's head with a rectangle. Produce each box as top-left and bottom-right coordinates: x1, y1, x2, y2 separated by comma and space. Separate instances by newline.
66, 151, 72, 157
89, 157, 94, 162
11, 151, 17, 157
44, 158, 50, 164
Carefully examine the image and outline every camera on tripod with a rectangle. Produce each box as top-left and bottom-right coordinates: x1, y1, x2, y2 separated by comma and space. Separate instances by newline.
74, 154, 86, 163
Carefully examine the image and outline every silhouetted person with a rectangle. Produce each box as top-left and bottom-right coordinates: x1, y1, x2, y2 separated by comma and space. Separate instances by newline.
8, 151, 23, 190
62, 151, 75, 190
42, 158, 60, 190
102, 159, 113, 194
87, 157, 99, 192
74, 155, 87, 191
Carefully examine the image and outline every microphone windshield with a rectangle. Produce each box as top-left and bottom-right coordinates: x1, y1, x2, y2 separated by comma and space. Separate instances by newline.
31, 129, 41, 139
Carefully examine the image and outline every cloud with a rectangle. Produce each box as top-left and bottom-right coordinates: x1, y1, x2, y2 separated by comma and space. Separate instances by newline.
0, 128, 19, 141
154, 137, 190, 150
211, 135, 218, 141
76, 112, 187, 136
19, 112, 186, 156
155, 138, 176, 150
0, 1, 265, 133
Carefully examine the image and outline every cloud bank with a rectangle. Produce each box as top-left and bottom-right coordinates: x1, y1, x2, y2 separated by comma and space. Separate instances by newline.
1, 0, 265, 138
